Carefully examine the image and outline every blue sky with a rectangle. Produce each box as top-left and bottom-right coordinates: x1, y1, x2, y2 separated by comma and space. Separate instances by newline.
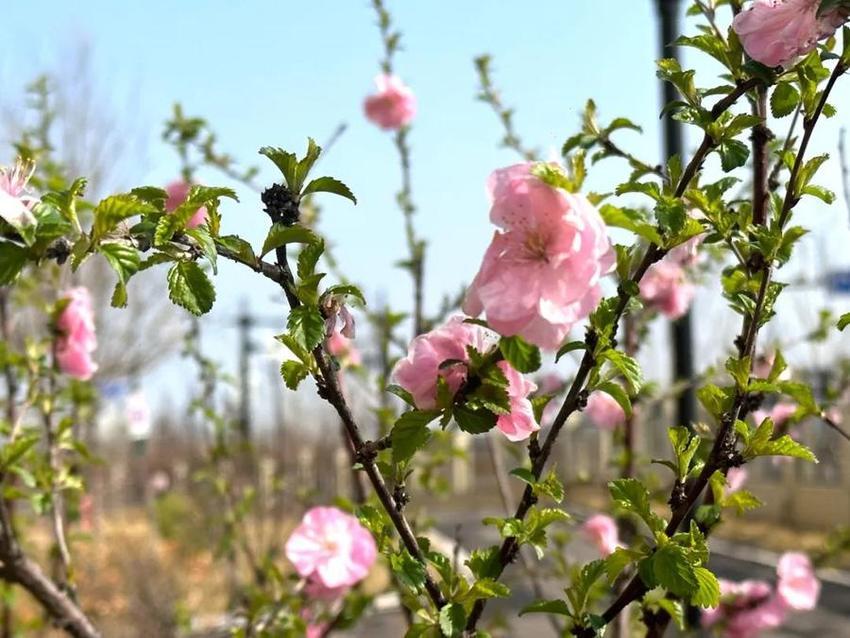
3, 2, 850, 420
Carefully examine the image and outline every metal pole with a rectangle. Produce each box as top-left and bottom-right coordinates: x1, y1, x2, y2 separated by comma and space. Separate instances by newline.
656, 0, 697, 428
237, 304, 254, 442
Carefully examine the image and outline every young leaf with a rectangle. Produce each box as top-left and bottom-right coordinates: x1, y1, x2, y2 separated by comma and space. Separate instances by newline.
167, 261, 215, 316
499, 335, 541, 373
261, 224, 319, 257
391, 410, 440, 464
287, 306, 325, 352
302, 176, 357, 204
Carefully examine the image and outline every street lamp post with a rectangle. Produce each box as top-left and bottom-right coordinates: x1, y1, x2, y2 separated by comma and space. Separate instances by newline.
656, 0, 697, 428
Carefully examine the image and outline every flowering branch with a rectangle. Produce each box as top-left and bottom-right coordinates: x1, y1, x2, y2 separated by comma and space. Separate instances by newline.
463, 75, 761, 633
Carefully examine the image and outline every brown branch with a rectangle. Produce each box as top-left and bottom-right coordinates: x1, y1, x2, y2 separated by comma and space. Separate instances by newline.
270, 242, 445, 609
595, 63, 845, 634
486, 435, 562, 636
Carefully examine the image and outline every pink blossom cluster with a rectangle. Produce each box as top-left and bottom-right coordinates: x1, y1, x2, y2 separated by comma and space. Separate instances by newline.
165, 180, 208, 230
0, 158, 37, 230
639, 235, 701, 319
364, 74, 417, 130
581, 514, 622, 556
326, 330, 362, 368
391, 316, 539, 441
464, 163, 615, 350
733, 0, 850, 68
703, 552, 820, 637
285, 506, 377, 597
585, 391, 626, 431
55, 288, 98, 381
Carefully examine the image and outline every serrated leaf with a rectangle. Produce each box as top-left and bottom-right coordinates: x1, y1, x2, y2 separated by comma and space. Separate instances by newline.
0, 243, 29, 285
261, 224, 319, 257
771, 82, 800, 118
286, 305, 325, 351
215, 235, 256, 267
391, 410, 440, 464
167, 261, 215, 315
280, 360, 309, 390
438, 603, 465, 638
555, 340, 586, 362
302, 176, 357, 204
92, 195, 156, 241
609, 478, 664, 533
454, 404, 497, 434
596, 382, 632, 417
691, 567, 721, 608
499, 335, 541, 373
519, 599, 571, 617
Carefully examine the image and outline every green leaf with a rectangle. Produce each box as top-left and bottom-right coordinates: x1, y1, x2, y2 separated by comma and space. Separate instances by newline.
600, 204, 663, 245
391, 410, 440, 464
261, 224, 319, 257
259, 146, 298, 189
555, 340, 586, 362
99, 242, 141, 308
297, 240, 325, 279
438, 603, 466, 638
280, 360, 309, 390
390, 550, 427, 593
668, 426, 701, 481
286, 306, 325, 352
599, 350, 643, 394
167, 261, 215, 316
718, 139, 749, 172
461, 578, 510, 601
743, 417, 817, 462
0, 243, 29, 285
466, 546, 501, 580
770, 83, 799, 118
519, 599, 571, 617
302, 176, 357, 204
838, 313, 850, 331
691, 567, 721, 608
609, 478, 664, 533
92, 195, 156, 242
215, 235, 256, 267
294, 137, 322, 193
454, 404, 497, 434
499, 335, 541, 373
650, 543, 698, 597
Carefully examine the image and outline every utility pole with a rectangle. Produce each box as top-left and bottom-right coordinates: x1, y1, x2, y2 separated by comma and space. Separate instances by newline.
237, 304, 255, 442
656, 0, 697, 428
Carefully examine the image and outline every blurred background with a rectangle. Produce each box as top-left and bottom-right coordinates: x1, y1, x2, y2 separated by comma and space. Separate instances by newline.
2, 1, 850, 636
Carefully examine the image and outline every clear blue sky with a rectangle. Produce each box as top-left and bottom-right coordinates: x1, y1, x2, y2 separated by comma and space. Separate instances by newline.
2, 2, 850, 418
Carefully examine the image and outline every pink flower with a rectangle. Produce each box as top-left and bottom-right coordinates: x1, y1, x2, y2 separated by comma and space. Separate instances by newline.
776, 552, 820, 611
391, 316, 494, 410
322, 295, 356, 339
463, 163, 615, 350
732, 0, 844, 67
640, 260, 695, 320
585, 391, 626, 431
165, 180, 207, 230
306, 623, 327, 638
581, 514, 621, 557
55, 287, 98, 381
753, 401, 797, 429
726, 596, 787, 638
495, 361, 539, 442
0, 158, 37, 230
364, 74, 416, 130
327, 330, 362, 367
703, 579, 784, 637
304, 575, 350, 601
726, 467, 748, 494
285, 506, 377, 590
668, 234, 702, 267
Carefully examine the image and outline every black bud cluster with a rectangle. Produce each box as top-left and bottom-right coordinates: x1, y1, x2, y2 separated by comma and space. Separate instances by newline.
261, 183, 299, 226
